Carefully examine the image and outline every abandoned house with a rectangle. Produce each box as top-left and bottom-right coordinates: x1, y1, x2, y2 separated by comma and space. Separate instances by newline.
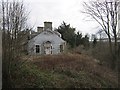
28, 22, 66, 55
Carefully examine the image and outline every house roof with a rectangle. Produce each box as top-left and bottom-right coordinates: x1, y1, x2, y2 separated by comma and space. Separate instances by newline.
28, 29, 65, 44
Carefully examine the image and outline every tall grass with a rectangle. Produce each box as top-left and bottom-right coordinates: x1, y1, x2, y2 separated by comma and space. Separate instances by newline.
30, 54, 118, 87
10, 54, 118, 88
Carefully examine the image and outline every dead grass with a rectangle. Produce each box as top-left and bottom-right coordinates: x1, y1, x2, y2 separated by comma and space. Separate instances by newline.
24, 54, 118, 86
18, 53, 118, 88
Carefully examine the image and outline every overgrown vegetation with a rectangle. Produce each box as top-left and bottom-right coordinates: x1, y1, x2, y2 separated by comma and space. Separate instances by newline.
1, 0, 119, 88
1, 0, 30, 88
73, 40, 120, 70
82, 0, 120, 69
10, 54, 118, 88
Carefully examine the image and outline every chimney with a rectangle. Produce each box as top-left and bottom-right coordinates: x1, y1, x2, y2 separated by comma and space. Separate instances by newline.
44, 22, 52, 30
37, 27, 43, 33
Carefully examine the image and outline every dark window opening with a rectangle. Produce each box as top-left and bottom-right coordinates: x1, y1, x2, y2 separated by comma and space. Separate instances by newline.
60, 45, 63, 52
36, 45, 40, 53
51, 46, 52, 54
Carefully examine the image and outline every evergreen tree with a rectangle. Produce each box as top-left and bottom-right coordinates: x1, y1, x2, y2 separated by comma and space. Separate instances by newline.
56, 21, 76, 48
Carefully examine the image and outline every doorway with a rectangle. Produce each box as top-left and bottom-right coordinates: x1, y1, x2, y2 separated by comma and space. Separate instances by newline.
44, 41, 52, 55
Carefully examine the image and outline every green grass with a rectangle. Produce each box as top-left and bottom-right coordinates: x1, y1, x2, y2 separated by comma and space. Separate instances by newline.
11, 54, 118, 88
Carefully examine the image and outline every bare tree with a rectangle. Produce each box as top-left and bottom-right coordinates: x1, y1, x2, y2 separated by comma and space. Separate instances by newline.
1, 0, 30, 87
82, 0, 120, 69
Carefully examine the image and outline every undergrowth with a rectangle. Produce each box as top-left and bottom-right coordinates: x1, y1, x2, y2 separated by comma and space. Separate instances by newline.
11, 54, 118, 88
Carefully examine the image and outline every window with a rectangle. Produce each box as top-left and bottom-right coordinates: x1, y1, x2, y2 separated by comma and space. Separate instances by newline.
60, 45, 63, 52
36, 45, 40, 53
51, 46, 52, 54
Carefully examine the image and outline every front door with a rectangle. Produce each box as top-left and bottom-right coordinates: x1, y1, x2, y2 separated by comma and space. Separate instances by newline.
45, 47, 51, 54
44, 41, 52, 55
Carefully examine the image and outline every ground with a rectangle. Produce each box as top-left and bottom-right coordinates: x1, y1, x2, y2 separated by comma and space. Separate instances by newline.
11, 53, 118, 88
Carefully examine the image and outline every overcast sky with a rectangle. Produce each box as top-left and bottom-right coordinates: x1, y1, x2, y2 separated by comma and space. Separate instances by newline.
24, 0, 99, 35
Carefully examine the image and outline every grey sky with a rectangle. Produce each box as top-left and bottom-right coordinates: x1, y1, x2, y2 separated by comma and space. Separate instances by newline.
24, 0, 99, 34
